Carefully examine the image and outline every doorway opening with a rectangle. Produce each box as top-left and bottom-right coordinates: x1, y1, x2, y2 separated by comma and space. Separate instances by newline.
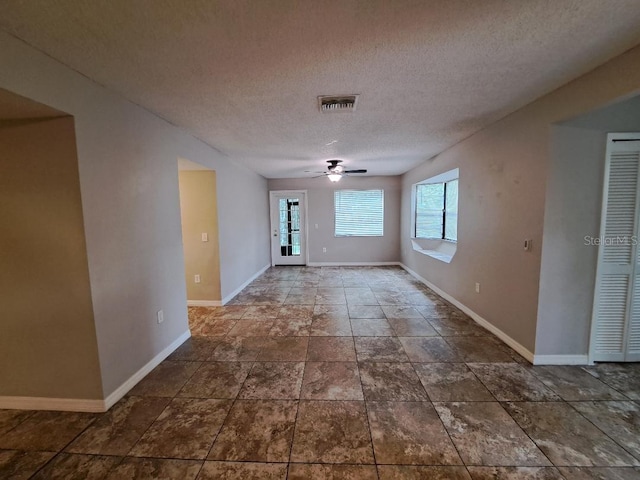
537, 92, 640, 364
0, 87, 104, 401
177, 158, 221, 306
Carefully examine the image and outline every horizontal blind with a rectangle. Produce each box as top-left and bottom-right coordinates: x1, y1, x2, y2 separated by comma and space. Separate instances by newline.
415, 183, 444, 238
334, 189, 384, 237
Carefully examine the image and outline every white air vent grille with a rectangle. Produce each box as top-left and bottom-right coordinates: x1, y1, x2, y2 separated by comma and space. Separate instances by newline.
318, 95, 359, 113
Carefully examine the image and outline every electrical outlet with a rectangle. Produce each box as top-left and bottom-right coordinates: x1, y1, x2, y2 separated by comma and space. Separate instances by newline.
322, 247, 327, 253
201, 232, 209, 242
157, 310, 164, 324
194, 274, 201, 283
475, 282, 481, 294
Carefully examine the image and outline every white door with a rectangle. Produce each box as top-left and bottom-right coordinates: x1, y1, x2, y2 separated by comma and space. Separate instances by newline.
590, 133, 640, 362
270, 191, 307, 266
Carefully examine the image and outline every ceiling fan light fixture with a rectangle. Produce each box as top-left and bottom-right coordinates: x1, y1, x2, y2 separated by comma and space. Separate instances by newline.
328, 173, 342, 182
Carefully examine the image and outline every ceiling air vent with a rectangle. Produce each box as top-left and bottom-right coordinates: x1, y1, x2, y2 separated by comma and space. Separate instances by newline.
318, 95, 359, 113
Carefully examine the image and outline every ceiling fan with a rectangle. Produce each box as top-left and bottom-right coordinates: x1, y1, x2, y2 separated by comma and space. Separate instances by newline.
309, 160, 367, 182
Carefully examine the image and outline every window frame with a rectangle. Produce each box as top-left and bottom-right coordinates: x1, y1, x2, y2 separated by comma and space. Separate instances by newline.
334, 188, 384, 237
412, 169, 459, 243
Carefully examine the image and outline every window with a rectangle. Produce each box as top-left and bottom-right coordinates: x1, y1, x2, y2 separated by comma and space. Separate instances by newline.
414, 171, 458, 242
334, 189, 384, 237
279, 198, 300, 256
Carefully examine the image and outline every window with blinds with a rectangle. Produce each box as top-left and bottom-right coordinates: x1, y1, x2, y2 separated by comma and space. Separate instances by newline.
334, 189, 384, 237
415, 178, 458, 241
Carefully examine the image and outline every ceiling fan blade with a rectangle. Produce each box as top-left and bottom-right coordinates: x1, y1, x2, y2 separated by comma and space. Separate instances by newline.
344, 169, 367, 174
312, 174, 328, 178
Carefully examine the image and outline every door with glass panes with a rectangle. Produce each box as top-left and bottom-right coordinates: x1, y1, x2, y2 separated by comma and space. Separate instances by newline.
269, 191, 306, 265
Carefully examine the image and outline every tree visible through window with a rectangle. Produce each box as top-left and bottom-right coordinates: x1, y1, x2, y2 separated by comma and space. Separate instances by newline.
415, 179, 458, 241
334, 189, 384, 237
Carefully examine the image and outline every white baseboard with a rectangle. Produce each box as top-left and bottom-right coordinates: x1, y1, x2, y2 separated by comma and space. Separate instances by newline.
307, 261, 401, 267
221, 263, 271, 305
0, 396, 106, 413
187, 300, 222, 307
0, 330, 191, 413
103, 329, 191, 410
532, 354, 589, 365
400, 263, 535, 364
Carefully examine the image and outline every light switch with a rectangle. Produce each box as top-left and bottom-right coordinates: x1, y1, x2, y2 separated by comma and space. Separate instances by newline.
201, 232, 209, 242
194, 274, 201, 283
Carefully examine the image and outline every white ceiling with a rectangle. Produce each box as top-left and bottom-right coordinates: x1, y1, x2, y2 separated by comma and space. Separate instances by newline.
1, 1, 640, 178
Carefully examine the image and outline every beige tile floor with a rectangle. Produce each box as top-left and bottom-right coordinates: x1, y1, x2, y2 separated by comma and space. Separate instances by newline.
1, 266, 640, 479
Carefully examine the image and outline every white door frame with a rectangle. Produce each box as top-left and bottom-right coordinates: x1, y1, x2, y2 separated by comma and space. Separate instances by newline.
269, 190, 309, 266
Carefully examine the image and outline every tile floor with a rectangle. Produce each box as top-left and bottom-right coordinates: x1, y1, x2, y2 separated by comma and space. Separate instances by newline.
1, 266, 640, 479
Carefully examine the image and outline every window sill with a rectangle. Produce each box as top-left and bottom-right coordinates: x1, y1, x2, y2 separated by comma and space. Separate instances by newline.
411, 238, 457, 264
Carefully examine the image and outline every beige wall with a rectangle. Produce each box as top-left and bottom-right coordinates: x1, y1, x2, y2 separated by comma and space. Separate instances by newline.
401, 45, 640, 357
268, 176, 401, 264
0, 30, 270, 399
0, 116, 103, 399
179, 170, 221, 301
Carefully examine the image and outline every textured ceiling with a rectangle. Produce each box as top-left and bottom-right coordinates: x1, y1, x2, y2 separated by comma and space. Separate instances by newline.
1, 1, 640, 178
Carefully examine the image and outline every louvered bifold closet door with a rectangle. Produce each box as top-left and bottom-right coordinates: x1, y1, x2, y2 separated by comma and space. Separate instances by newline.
625, 140, 640, 361
591, 135, 640, 362
627, 274, 640, 361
